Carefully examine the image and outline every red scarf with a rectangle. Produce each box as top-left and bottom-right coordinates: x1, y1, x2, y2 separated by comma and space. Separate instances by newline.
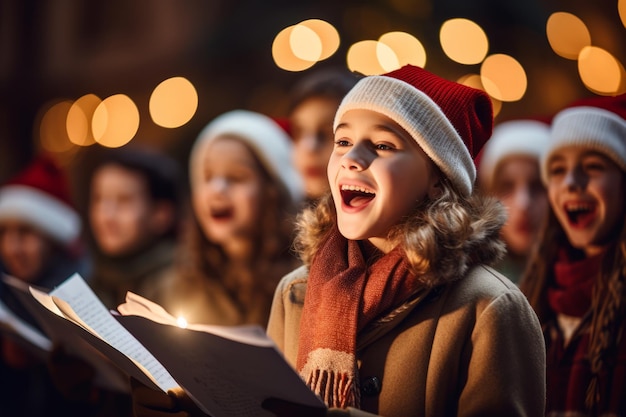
547, 250, 603, 317
296, 226, 421, 408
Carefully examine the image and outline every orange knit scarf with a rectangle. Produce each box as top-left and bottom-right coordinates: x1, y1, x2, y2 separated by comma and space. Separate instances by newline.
296, 226, 420, 408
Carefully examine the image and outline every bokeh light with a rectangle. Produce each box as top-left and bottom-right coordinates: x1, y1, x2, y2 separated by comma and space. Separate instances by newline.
290, 24, 323, 62
298, 19, 340, 60
39, 100, 75, 153
578, 46, 626, 95
66, 94, 101, 146
546, 12, 591, 60
272, 19, 339, 72
379, 32, 427, 68
440, 18, 489, 65
92, 94, 140, 148
457, 74, 502, 117
150, 77, 198, 128
347, 40, 399, 75
619, 0, 626, 28
480, 54, 527, 101
272, 26, 317, 71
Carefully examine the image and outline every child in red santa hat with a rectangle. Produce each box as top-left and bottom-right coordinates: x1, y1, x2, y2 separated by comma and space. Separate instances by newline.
520, 93, 626, 416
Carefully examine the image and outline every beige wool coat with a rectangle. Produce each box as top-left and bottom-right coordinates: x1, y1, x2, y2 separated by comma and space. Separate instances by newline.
267, 264, 546, 417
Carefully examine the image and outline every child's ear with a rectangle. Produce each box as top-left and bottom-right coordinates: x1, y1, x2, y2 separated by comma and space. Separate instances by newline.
427, 176, 443, 199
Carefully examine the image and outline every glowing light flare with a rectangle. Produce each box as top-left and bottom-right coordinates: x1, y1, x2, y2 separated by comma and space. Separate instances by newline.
92, 94, 140, 148
347, 40, 399, 75
298, 19, 340, 60
379, 32, 427, 68
150, 77, 198, 128
176, 316, 188, 329
66, 94, 101, 146
578, 46, 626, 95
457, 74, 502, 117
440, 18, 489, 65
546, 12, 591, 60
619, 0, 626, 28
290, 24, 323, 62
39, 101, 75, 153
272, 26, 316, 72
480, 54, 527, 102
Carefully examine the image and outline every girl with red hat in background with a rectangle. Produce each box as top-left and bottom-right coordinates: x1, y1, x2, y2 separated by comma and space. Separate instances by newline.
0, 154, 91, 416
520, 93, 626, 416
132, 65, 546, 417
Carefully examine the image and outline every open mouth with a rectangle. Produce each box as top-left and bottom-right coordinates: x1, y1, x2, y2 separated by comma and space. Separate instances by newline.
210, 206, 234, 220
340, 184, 375, 208
564, 202, 596, 228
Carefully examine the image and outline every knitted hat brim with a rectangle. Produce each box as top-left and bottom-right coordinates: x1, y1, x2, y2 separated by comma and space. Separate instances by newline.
0, 185, 81, 245
541, 106, 626, 184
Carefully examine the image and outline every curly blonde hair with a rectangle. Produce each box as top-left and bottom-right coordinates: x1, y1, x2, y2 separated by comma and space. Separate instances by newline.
295, 180, 507, 287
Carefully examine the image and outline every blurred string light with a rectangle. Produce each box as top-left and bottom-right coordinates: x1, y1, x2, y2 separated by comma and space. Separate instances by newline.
39, 100, 75, 153
546, 12, 591, 60
346, 32, 426, 75
480, 54, 527, 102
272, 19, 340, 71
620, 0, 626, 28
92, 94, 139, 148
150, 77, 198, 128
440, 18, 489, 65
66, 94, 101, 146
547, 10, 625, 95
37, 76, 198, 152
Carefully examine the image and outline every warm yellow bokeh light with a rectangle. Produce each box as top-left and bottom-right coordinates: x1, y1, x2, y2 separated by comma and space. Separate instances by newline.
440, 18, 489, 65
379, 32, 427, 68
66, 94, 101, 146
347, 40, 399, 75
480, 54, 527, 101
457, 74, 502, 117
272, 25, 316, 72
150, 77, 198, 128
546, 12, 591, 60
290, 24, 323, 62
619, 0, 626, 28
92, 94, 140, 148
299, 19, 340, 60
39, 101, 75, 153
578, 46, 625, 95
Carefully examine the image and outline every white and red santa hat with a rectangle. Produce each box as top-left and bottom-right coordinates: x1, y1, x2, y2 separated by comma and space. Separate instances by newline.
541, 93, 626, 183
0, 154, 81, 247
478, 119, 550, 191
334, 64, 493, 196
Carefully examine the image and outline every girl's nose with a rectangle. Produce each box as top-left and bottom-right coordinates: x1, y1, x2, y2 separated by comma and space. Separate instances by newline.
341, 143, 371, 171
563, 166, 587, 191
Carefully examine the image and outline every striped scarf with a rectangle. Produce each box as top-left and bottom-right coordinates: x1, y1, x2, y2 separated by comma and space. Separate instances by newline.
296, 226, 419, 408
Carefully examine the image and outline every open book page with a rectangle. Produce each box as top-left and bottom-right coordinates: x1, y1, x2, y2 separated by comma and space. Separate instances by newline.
0, 275, 128, 392
116, 295, 325, 417
29, 273, 178, 393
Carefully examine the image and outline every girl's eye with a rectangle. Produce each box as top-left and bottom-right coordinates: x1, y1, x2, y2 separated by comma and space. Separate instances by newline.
583, 160, 606, 172
375, 143, 395, 151
547, 164, 566, 177
334, 139, 351, 147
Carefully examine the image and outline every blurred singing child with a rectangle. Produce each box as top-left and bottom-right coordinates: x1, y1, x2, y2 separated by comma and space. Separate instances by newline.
133, 66, 546, 417
520, 93, 626, 416
478, 119, 550, 283
86, 146, 183, 309
0, 154, 90, 417
157, 109, 304, 327
288, 67, 359, 202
